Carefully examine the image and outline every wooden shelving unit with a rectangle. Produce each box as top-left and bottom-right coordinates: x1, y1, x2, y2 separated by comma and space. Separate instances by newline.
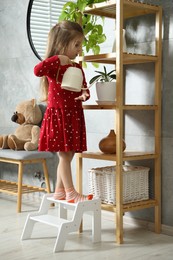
76, 0, 162, 244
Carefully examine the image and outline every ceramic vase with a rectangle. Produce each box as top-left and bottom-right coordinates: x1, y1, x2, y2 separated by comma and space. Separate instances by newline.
99, 129, 126, 154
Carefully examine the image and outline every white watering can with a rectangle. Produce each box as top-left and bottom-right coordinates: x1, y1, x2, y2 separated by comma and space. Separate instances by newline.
61, 67, 100, 92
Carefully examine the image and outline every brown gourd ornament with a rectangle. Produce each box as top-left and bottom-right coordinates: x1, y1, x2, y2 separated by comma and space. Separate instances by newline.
99, 129, 126, 154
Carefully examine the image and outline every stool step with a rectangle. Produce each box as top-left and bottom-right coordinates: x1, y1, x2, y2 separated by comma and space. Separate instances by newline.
30, 215, 69, 228
47, 196, 77, 210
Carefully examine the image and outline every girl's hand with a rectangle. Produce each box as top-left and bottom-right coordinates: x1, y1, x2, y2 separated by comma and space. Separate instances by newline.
75, 91, 89, 101
58, 55, 72, 65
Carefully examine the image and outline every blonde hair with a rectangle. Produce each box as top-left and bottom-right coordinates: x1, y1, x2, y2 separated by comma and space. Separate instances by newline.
40, 21, 84, 102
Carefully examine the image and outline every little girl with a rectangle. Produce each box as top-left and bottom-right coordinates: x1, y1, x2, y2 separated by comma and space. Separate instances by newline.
34, 21, 93, 203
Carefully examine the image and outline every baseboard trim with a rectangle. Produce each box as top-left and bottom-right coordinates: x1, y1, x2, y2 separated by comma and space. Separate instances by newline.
102, 210, 173, 237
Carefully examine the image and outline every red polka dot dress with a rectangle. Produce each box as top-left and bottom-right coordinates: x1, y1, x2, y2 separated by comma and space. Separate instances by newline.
34, 55, 90, 152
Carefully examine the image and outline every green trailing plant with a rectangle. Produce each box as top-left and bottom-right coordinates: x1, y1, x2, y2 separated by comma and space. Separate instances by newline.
59, 0, 106, 56
89, 66, 116, 84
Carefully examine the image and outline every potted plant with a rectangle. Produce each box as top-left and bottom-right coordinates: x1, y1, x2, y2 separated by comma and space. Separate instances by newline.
89, 66, 116, 102
59, 0, 106, 56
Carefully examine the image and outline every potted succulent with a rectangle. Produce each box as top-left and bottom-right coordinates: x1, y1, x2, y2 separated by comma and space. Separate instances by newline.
59, 0, 106, 56
89, 66, 116, 102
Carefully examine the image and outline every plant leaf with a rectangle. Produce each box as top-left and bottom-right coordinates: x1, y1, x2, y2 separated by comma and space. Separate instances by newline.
107, 69, 116, 76
89, 75, 102, 84
92, 45, 100, 55
110, 75, 116, 80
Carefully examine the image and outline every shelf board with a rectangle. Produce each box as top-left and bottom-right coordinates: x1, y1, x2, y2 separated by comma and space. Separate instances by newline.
84, 0, 160, 19
78, 151, 157, 161
0, 180, 47, 195
83, 104, 116, 109
83, 104, 157, 110
101, 199, 157, 212
79, 53, 158, 65
123, 105, 157, 110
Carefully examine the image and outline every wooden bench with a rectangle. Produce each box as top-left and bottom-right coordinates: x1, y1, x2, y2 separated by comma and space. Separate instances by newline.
0, 149, 53, 213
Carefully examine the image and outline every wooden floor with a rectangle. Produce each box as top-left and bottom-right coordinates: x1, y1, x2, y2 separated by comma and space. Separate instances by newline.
0, 193, 173, 260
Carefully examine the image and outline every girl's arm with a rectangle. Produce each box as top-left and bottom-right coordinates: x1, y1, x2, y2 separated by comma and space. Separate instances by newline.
34, 55, 60, 77
75, 90, 90, 101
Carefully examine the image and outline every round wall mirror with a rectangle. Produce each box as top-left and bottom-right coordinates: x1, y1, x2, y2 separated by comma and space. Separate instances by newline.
27, 0, 67, 60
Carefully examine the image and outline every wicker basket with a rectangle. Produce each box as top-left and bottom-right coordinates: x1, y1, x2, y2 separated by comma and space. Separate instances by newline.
88, 165, 149, 205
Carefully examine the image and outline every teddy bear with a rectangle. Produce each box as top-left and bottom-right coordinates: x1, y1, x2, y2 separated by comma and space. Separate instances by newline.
0, 99, 43, 151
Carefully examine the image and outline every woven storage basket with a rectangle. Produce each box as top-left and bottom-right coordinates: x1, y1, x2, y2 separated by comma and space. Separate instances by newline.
88, 165, 149, 205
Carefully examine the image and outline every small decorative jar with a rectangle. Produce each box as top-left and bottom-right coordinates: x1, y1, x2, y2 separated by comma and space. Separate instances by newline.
99, 129, 126, 154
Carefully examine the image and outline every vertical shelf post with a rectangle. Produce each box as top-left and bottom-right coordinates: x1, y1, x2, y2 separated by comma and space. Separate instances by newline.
76, 153, 83, 194
76, 153, 83, 233
154, 6, 162, 234
115, 0, 124, 244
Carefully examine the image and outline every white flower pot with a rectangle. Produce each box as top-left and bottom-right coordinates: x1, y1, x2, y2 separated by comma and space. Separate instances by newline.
96, 81, 116, 101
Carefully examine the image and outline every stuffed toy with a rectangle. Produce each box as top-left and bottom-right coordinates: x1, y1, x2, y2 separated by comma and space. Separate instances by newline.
0, 99, 43, 151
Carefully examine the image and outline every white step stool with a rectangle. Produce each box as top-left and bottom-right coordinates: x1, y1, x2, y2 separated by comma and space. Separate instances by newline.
21, 194, 101, 252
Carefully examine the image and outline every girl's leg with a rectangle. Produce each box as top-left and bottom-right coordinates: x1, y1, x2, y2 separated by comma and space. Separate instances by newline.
54, 151, 93, 202
53, 151, 72, 200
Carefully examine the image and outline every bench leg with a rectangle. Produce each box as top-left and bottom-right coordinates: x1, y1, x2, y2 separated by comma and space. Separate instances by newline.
17, 162, 23, 213
42, 159, 51, 193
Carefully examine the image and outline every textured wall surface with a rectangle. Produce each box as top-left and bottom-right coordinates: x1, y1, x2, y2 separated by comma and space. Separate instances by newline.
0, 0, 173, 227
